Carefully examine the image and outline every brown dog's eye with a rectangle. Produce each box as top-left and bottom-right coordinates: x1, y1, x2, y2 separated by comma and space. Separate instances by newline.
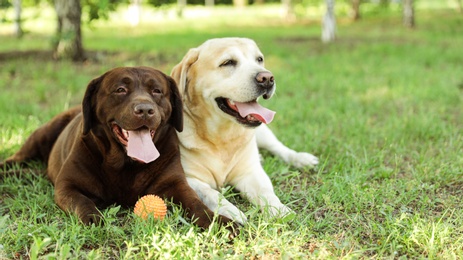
152, 89, 162, 94
220, 59, 237, 67
115, 87, 127, 94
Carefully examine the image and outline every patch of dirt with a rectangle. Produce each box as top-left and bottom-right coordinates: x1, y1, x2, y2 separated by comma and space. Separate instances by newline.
0, 50, 55, 61
0, 50, 180, 70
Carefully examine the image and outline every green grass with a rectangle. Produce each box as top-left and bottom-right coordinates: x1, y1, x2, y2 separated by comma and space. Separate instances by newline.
1, 4, 463, 259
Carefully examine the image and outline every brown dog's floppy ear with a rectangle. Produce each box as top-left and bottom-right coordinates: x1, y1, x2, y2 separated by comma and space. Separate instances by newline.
170, 48, 199, 99
82, 74, 104, 135
166, 75, 184, 132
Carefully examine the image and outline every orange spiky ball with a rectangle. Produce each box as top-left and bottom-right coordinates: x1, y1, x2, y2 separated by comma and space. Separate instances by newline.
134, 194, 167, 220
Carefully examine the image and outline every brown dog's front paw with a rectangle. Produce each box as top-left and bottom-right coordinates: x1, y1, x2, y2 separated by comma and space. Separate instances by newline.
79, 211, 104, 226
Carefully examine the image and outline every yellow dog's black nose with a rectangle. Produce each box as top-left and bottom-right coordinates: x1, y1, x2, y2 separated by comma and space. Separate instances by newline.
255, 71, 274, 90
256, 71, 275, 100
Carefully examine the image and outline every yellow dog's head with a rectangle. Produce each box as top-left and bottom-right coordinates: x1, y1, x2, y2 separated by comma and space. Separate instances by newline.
171, 37, 276, 127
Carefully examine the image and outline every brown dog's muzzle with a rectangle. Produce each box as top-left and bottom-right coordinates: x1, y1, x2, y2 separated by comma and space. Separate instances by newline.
134, 103, 155, 120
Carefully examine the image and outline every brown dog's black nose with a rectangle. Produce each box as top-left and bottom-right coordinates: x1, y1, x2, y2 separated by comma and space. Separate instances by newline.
134, 103, 155, 119
255, 71, 274, 90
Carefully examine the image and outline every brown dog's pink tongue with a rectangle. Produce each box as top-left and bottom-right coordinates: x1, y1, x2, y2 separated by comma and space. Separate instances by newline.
234, 101, 276, 124
127, 129, 159, 163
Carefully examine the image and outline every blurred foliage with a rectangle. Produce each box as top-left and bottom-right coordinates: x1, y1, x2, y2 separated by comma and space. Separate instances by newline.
0, 0, 402, 10
0, 0, 10, 8
147, 0, 173, 7
0, 0, 128, 24
0, 0, 43, 8
0, 0, 444, 26
82, 0, 128, 22
146, 0, 280, 6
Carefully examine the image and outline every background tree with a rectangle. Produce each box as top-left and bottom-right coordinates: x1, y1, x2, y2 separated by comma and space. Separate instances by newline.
351, 0, 360, 20
177, 0, 186, 16
457, 0, 462, 13
282, 0, 295, 21
322, 0, 336, 43
13, 0, 22, 37
53, 0, 84, 61
127, 0, 142, 26
403, 0, 415, 28
233, 0, 248, 8
53, 0, 122, 61
205, 0, 214, 7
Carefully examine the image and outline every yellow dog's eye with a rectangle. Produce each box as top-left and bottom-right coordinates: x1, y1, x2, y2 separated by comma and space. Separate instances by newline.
257, 57, 264, 63
220, 59, 237, 67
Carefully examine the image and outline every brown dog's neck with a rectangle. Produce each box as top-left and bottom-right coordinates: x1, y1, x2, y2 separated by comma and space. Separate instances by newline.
152, 124, 173, 144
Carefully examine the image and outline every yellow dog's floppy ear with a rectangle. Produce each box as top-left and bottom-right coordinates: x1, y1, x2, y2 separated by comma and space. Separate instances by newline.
170, 48, 199, 99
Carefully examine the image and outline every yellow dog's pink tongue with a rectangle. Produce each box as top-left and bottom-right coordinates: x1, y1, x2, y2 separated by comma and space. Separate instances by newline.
234, 101, 276, 124
127, 129, 159, 163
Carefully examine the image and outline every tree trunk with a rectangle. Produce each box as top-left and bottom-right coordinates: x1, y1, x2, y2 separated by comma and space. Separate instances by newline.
322, 0, 336, 43
127, 0, 142, 26
457, 0, 463, 13
233, 0, 248, 8
177, 0, 186, 17
205, 0, 214, 7
282, 0, 295, 21
403, 0, 415, 28
13, 0, 23, 38
351, 0, 360, 21
54, 0, 85, 61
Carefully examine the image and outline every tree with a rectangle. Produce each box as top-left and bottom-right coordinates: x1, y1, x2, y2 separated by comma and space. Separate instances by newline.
177, 0, 186, 17
205, 0, 214, 7
282, 0, 295, 21
127, 0, 142, 26
13, 0, 22, 37
351, 0, 360, 21
233, 0, 248, 8
54, 0, 85, 61
403, 0, 414, 28
457, 0, 462, 13
322, 0, 336, 43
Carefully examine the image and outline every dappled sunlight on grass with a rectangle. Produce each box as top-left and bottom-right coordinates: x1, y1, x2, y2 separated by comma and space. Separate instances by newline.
0, 120, 40, 157
1, 129, 27, 149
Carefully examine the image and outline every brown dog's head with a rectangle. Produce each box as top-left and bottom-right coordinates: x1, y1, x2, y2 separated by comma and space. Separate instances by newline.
82, 66, 182, 163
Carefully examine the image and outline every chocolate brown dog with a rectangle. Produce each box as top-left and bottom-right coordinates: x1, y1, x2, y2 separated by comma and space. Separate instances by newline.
1, 66, 237, 232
